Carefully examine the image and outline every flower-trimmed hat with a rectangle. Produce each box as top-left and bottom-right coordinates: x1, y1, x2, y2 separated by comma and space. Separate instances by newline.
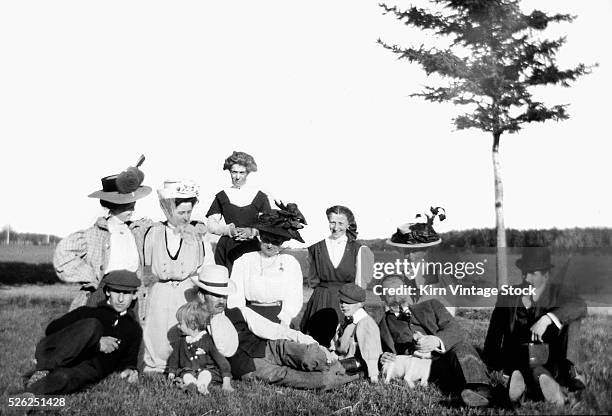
157, 179, 200, 200
256, 201, 307, 243
387, 207, 446, 248
88, 155, 152, 204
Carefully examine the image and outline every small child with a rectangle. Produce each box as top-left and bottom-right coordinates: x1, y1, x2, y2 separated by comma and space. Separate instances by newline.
168, 301, 234, 394
330, 283, 383, 383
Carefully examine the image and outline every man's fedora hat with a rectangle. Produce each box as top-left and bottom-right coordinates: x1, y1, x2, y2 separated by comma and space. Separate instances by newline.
386, 207, 445, 248
103, 270, 141, 292
191, 265, 236, 296
88, 155, 152, 204
516, 247, 554, 273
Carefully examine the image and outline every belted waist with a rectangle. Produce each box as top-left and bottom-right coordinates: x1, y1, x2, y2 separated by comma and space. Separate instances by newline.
317, 282, 346, 288
247, 300, 281, 307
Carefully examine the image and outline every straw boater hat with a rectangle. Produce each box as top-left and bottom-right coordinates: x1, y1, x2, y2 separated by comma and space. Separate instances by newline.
255, 201, 307, 243
157, 179, 200, 200
191, 265, 236, 296
88, 155, 152, 204
386, 206, 446, 248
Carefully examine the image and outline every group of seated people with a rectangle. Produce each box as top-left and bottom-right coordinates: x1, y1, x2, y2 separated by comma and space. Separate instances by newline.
22, 249, 587, 409
20, 152, 588, 410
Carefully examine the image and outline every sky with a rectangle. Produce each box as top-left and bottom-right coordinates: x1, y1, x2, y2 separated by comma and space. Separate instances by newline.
1, 0, 610, 245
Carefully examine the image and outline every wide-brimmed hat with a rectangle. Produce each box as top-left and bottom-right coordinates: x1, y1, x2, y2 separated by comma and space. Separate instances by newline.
516, 247, 554, 273
386, 207, 445, 248
338, 283, 366, 304
190, 265, 236, 296
88, 155, 152, 204
103, 270, 141, 292
157, 179, 200, 200
256, 201, 307, 243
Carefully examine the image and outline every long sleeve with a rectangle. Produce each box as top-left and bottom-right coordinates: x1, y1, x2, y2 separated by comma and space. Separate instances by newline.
483, 299, 508, 371
45, 306, 93, 335
429, 300, 464, 349
53, 230, 99, 284
355, 317, 382, 379
207, 338, 233, 378
277, 256, 303, 324
167, 339, 181, 374
116, 324, 143, 371
209, 313, 239, 357
548, 293, 587, 325
206, 213, 233, 236
227, 256, 248, 309
354, 246, 363, 287
240, 307, 317, 345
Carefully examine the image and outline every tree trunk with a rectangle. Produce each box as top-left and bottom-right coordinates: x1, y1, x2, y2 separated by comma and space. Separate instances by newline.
492, 132, 508, 288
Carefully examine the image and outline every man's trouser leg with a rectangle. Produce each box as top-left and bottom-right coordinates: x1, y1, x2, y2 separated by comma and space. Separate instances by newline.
35, 318, 103, 371
429, 341, 489, 392
28, 361, 103, 395
265, 339, 329, 372
249, 356, 356, 390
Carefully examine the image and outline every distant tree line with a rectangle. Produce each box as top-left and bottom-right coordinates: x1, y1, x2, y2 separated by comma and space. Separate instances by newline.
0, 228, 60, 245
359, 228, 612, 252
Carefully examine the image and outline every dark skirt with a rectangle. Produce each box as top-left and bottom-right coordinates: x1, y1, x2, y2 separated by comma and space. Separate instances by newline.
300, 284, 345, 347
214, 236, 261, 274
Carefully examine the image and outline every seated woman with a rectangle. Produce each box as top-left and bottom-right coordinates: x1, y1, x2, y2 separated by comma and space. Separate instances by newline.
300, 205, 368, 346
53, 156, 152, 312
226, 202, 306, 326
142, 179, 211, 373
206, 151, 272, 274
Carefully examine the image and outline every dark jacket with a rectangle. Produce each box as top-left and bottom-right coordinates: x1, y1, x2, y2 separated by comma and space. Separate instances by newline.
483, 283, 587, 372
379, 299, 464, 354
45, 305, 142, 374
225, 308, 268, 379
167, 332, 232, 378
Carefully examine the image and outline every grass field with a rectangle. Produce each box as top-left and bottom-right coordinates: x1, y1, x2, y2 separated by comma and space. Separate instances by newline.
1, 286, 611, 415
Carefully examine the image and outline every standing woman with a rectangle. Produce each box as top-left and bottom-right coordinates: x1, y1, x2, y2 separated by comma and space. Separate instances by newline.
227, 202, 306, 326
54, 157, 152, 312
206, 151, 271, 274
300, 205, 367, 346
142, 180, 209, 373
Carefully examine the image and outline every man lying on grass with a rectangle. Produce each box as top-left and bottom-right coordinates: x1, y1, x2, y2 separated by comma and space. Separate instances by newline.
192, 265, 358, 390
378, 274, 494, 408
23, 270, 142, 395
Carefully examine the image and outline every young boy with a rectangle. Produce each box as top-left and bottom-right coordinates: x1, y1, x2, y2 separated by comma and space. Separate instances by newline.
330, 283, 382, 383
168, 301, 234, 394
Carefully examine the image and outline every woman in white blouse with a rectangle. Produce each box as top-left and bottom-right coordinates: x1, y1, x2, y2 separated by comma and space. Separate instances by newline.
227, 202, 306, 326
300, 205, 368, 346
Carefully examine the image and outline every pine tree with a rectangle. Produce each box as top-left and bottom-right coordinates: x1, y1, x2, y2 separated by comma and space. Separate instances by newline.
378, 0, 593, 287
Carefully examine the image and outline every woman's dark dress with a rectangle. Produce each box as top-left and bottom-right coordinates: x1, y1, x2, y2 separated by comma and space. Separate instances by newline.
300, 239, 361, 346
206, 190, 270, 274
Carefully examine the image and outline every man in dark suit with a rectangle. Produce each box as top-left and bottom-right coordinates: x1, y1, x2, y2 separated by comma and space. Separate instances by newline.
378, 274, 493, 407
484, 247, 587, 406
23, 270, 142, 395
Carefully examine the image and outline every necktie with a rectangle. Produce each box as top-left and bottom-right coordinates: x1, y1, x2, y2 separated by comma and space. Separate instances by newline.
398, 310, 412, 324
338, 316, 354, 338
